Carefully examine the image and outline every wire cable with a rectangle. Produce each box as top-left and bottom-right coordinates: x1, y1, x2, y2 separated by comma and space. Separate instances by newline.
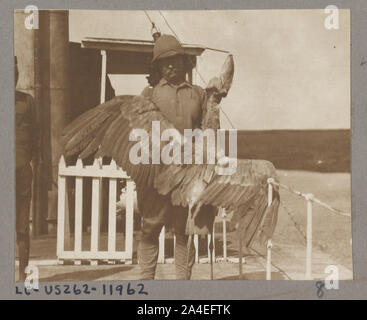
220, 107, 236, 129
143, 10, 154, 26
158, 10, 182, 43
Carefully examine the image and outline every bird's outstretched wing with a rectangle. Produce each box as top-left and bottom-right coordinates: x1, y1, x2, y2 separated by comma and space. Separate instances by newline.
60, 94, 185, 188
200, 160, 279, 246
154, 160, 280, 246
199, 160, 279, 246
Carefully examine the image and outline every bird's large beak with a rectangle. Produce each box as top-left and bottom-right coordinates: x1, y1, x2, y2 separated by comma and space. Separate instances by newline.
220, 54, 234, 97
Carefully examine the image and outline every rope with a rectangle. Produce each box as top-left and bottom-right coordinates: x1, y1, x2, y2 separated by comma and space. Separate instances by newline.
279, 200, 342, 256
250, 246, 292, 280
158, 11, 182, 43
143, 10, 154, 26
220, 107, 236, 130
270, 180, 351, 217
280, 201, 307, 244
157, 12, 206, 89
195, 67, 208, 86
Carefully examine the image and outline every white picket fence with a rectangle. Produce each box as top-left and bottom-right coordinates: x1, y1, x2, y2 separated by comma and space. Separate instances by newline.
57, 156, 135, 264
56, 157, 231, 265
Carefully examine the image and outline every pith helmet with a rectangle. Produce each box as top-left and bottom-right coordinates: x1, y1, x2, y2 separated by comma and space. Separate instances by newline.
152, 34, 185, 62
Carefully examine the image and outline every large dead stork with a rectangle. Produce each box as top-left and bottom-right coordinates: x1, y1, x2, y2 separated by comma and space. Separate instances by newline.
60, 55, 280, 279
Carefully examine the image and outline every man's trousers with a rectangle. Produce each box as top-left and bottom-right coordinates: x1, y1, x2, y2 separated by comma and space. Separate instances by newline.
16, 163, 32, 281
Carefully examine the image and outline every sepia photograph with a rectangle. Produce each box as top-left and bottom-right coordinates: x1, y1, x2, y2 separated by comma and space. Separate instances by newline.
14, 8, 351, 282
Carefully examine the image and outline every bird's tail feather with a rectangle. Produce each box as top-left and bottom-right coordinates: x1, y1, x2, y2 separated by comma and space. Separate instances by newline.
251, 189, 280, 247
233, 187, 280, 248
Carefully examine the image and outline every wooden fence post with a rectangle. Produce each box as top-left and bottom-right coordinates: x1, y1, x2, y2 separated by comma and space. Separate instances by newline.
221, 208, 227, 262
74, 159, 83, 261
57, 156, 66, 259
158, 226, 165, 263
305, 193, 314, 280
125, 179, 134, 264
194, 234, 199, 263
91, 159, 102, 258
107, 160, 117, 254
266, 178, 274, 280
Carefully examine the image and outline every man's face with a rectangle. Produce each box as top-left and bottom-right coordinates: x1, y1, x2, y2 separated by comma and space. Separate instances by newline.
158, 55, 185, 85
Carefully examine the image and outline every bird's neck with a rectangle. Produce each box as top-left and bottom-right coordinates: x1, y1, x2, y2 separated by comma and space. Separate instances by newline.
201, 95, 220, 130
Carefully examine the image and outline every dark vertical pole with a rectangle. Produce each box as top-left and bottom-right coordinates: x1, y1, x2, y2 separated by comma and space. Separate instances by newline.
47, 10, 70, 233
39, 11, 52, 236
32, 18, 43, 236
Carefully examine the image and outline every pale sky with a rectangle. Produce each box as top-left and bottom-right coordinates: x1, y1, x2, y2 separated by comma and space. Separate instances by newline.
69, 10, 350, 130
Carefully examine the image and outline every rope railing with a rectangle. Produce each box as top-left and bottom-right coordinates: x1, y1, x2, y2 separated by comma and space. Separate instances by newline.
268, 178, 351, 217
265, 177, 351, 280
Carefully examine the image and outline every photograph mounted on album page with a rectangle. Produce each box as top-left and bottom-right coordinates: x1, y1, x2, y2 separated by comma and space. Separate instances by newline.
13, 8, 351, 286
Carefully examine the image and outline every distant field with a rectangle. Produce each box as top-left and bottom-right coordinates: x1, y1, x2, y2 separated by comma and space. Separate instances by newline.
236, 129, 350, 172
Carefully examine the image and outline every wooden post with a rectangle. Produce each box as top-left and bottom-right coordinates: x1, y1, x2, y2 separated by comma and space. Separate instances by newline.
32, 21, 44, 236
239, 234, 243, 279
125, 180, 134, 263
56, 157, 66, 258
194, 234, 199, 263
305, 193, 314, 280
97, 159, 103, 250
91, 160, 101, 254
158, 226, 165, 263
74, 159, 83, 254
222, 209, 227, 262
266, 240, 272, 280
48, 10, 70, 233
108, 161, 117, 254
100, 50, 107, 104
266, 178, 274, 280
267, 178, 274, 207
173, 234, 176, 260
212, 223, 216, 262
64, 180, 70, 250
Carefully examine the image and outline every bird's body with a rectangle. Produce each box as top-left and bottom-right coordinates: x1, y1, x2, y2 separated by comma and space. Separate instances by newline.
60, 54, 280, 250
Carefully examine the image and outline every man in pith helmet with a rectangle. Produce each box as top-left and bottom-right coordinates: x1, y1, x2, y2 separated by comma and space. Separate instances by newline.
138, 34, 217, 280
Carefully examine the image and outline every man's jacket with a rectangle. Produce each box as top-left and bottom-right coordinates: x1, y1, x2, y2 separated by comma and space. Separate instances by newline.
139, 79, 217, 235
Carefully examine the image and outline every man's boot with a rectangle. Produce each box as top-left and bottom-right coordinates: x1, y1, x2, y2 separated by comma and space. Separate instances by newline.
175, 234, 195, 280
137, 236, 159, 280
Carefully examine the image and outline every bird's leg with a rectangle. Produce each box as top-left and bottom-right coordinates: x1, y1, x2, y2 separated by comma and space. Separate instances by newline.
209, 229, 214, 280
186, 234, 193, 280
186, 204, 193, 280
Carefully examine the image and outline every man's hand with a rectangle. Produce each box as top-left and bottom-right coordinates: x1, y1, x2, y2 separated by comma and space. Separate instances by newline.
206, 77, 225, 104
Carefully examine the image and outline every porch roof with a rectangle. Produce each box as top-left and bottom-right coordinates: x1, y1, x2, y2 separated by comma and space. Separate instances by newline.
81, 37, 207, 56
